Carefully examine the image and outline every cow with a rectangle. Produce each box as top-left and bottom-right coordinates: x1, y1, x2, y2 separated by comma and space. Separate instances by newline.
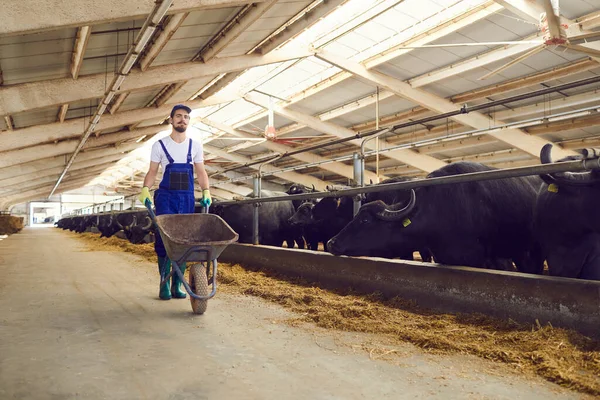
285, 183, 316, 209
213, 190, 302, 248
363, 176, 433, 262
534, 144, 600, 280
114, 210, 154, 244
328, 162, 544, 274
288, 195, 354, 251
96, 214, 122, 239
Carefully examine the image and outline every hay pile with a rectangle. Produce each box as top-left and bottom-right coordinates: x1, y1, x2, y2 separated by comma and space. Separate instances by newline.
75, 232, 600, 396
0, 215, 24, 235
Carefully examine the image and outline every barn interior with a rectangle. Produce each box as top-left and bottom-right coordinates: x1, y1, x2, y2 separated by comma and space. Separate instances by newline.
1, 1, 600, 398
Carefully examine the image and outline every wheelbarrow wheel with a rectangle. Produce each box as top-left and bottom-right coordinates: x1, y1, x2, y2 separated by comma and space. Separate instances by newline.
189, 263, 209, 315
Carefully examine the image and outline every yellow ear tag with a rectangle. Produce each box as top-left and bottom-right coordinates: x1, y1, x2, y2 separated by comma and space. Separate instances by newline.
402, 218, 411, 228
548, 184, 559, 193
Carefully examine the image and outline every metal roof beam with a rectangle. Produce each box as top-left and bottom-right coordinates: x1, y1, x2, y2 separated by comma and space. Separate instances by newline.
0, 126, 159, 169
204, 143, 332, 191
0, 47, 313, 116
578, 11, 600, 30
493, 1, 600, 60
139, 13, 189, 71
0, 152, 133, 188
315, 49, 577, 159
197, 1, 278, 62
0, 142, 140, 182
109, 92, 129, 114
2, 0, 269, 37
256, 0, 346, 55
4, 116, 14, 131
0, 163, 115, 195
199, 117, 383, 182
57, 104, 69, 123
0, 95, 232, 153
408, 33, 542, 88
71, 26, 91, 79
231, 1, 502, 131
0, 178, 102, 210
244, 93, 445, 173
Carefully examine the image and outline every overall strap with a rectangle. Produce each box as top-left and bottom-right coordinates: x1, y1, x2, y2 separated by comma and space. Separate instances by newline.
158, 139, 174, 164
187, 139, 193, 164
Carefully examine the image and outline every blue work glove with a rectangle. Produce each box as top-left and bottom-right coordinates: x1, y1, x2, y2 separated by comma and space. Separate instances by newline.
139, 186, 152, 207
200, 189, 212, 207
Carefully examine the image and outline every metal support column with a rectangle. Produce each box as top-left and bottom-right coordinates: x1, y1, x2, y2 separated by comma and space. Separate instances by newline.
252, 175, 261, 245
352, 153, 363, 217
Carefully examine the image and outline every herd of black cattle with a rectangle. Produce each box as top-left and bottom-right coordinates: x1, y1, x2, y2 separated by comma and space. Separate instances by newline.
56, 144, 600, 281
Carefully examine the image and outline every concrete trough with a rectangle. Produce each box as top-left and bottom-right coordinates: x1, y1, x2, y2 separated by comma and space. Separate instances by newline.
220, 244, 600, 337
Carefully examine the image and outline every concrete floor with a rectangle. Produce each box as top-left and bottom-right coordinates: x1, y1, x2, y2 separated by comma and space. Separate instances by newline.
0, 227, 588, 399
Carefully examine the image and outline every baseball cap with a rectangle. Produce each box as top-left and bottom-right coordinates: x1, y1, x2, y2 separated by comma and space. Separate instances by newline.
170, 104, 192, 118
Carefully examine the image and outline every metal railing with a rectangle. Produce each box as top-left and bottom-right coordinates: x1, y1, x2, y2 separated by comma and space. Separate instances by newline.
213, 156, 600, 207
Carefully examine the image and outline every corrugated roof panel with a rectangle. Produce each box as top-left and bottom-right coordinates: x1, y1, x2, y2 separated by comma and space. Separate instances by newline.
382, 53, 438, 77
558, 0, 599, 19
119, 87, 164, 112
169, 77, 218, 103
12, 107, 61, 129
0, 27, 75, 85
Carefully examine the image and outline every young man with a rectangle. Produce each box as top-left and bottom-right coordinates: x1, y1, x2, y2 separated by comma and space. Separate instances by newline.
139, 104, 212, 300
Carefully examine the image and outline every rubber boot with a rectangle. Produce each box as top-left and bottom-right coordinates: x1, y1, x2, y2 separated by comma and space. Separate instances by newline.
171, 262, 187, 299
157, 256, 171, 300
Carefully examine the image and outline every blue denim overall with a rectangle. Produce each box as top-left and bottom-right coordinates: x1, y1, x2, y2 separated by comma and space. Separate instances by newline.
153, 138, 195, 257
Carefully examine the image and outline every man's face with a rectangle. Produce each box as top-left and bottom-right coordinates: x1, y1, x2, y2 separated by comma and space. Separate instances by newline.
171, 110, 190, 133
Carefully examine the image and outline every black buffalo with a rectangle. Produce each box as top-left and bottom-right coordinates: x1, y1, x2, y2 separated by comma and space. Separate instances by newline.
214, 190, 302, 248
288, 195, 354, 251
534, 144, 600, 280
285, 183, 316, 209
328, 162, 543, 273
363, 176, 433, 262
115, 210, 154, 244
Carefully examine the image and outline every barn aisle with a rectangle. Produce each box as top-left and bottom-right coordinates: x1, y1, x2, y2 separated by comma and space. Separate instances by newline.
0, 227, 584, 399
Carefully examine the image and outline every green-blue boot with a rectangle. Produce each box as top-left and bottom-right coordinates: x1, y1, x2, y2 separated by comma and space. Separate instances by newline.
171, 262, 187, 299
157, 256, 171, 300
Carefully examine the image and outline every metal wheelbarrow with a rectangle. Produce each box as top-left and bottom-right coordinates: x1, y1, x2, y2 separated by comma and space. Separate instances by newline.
146, 201, 239, 314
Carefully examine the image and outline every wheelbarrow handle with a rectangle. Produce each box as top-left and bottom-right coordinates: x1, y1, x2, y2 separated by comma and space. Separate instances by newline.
145, 199, 158, 225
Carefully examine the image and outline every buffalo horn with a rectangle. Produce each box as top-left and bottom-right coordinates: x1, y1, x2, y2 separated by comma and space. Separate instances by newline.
376, 189, 416, 221
539, 143, 598, 186
142, 215, 153, 230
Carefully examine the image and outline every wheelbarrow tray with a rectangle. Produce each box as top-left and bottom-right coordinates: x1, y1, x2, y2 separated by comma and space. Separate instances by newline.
155, 213, 239, 262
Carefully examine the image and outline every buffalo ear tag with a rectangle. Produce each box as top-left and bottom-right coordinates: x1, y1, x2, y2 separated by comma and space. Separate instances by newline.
547, 184, 559, 193
402, 218, 411, 228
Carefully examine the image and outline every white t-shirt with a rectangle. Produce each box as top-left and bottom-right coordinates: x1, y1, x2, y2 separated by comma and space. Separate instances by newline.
150, 136, 204, 169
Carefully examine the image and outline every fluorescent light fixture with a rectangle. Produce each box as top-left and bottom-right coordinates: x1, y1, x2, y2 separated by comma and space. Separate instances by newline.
509, 119, 545, 129
104, 91, 116, 105
121, 55, 138, 74
134, 27, 156, 53
113, 74, 126, 89
91, 115, 101, 125
547, 110, 592, 122
135, 135, 147, 143
151, 0, 173, 24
